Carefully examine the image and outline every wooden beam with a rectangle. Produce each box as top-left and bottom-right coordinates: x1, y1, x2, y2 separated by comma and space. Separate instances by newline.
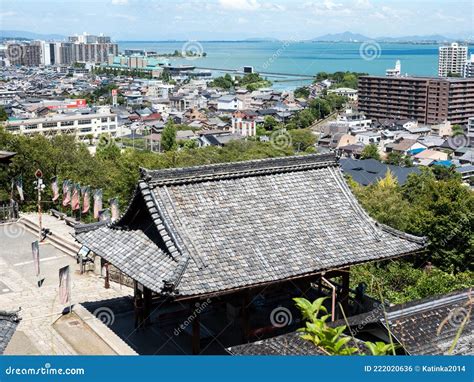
143, 287, 152, 326
340, 268, 350, 317
192, 305, 200, 355
241, 289, 251, 343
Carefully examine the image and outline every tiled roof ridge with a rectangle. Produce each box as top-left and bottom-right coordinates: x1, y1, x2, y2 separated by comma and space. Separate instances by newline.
139, 153, 338, 186
74, 220, 110, 234
377, 223, 427, 245
385, 289, 472, 321
138, 180, 189, 293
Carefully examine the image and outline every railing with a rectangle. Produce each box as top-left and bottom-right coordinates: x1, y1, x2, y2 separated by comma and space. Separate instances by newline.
0, 201, 19, 222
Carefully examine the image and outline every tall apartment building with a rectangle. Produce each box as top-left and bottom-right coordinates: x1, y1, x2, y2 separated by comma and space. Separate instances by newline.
68, 33, 118, 63
438, 42, 468, 77
358, 76, 474, 125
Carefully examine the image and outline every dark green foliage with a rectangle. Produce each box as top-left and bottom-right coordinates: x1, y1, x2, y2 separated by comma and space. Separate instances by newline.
351, 167, 474, 273
0, 106, 8, 121
314, 71, 368, 89
360, 144, 380, 160
161, 119, 177, 152
294, 86, 310, 99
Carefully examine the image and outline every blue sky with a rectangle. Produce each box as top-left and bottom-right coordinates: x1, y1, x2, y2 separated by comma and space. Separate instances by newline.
0, 0, 472, 40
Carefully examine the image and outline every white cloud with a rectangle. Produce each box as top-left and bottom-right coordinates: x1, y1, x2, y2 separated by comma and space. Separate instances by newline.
218, 0, 261, 11
112, 13, 136, 21
237, 17, 249, 24
111, 0, 128, 5
0, 11, 16, 18
354, 0, 372, 10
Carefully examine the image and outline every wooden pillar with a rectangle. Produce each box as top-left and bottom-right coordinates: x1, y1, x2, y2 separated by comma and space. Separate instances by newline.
340, 268, 350, 317
104, 262, 110, 289
143, 287, 152, 326
241, 289, 250, 343
192, 304, 200, 355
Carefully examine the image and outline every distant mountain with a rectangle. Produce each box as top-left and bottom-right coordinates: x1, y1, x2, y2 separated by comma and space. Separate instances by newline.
376, 34, 454, 42
312, 31, 371, 42
0, 30, 66, 41
311, 31, 467, 43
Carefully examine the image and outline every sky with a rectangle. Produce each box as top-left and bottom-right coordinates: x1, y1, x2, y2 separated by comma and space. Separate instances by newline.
0, 0, 472, 41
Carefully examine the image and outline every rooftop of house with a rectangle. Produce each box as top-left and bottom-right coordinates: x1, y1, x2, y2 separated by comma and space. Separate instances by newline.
340, 158, 421, 186
75, 154, 426, 299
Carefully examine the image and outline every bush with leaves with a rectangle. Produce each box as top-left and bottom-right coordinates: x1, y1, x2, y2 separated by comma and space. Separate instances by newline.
294, 297, 397, 355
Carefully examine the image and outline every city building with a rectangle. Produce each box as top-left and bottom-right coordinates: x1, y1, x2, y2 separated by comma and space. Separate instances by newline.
464, 54, 474, 78
468, 117, 474, 139
328, 87, 358, 101
386, 60, 401, 77
358, 76, 474, 125
438, 42, 468, 77
68, 33, 118, 64
231, 111, 256, 137
5, 110, 120, 140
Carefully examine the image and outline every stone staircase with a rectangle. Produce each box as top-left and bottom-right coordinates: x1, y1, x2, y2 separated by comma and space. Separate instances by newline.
18, 214, 81, 258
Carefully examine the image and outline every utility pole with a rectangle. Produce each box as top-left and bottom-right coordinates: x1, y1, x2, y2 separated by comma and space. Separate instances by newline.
34, 169, 45, 242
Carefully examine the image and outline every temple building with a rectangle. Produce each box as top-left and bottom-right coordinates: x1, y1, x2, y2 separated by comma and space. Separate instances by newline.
75, 153, 426, 354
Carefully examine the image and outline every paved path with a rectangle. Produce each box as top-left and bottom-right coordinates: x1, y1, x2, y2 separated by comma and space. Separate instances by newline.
0, 222, 131, 355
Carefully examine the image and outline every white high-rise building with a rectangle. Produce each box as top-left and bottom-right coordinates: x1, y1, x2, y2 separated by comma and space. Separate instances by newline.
464, 54, 474, 78
386, 60, 401, 77
438, 42, 468, 77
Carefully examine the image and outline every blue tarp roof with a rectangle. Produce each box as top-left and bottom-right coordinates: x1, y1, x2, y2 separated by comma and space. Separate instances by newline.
407, 148, 426, 155
432, 160, 453, 167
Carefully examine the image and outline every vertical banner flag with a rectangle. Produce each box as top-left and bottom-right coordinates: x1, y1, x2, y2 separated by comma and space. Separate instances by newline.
82, 186, 90, 214
93, 189, 103, 220
59, 265, 71, 305
51, 176, 59, 202
16, 176, 24, 201
110, 198, 120, 222
71, 184, 80, 211
62, 180, 71, 207
32, 240, 40, 277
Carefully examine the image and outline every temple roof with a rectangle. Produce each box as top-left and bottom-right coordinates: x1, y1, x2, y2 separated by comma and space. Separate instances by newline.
75, 154, 426, 298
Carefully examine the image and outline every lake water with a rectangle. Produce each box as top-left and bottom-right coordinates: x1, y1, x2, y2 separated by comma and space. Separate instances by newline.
118, 41, 473, 90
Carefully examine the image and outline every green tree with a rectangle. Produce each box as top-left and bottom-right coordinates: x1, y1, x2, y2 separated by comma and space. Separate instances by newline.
263, 116, 278, 131
161, 119, 177, 152
289, 129, 317, 152
360, 144, 381, 160
0, 106, 8, 121
451, 124, 464, 137
294, 87, 310, 99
